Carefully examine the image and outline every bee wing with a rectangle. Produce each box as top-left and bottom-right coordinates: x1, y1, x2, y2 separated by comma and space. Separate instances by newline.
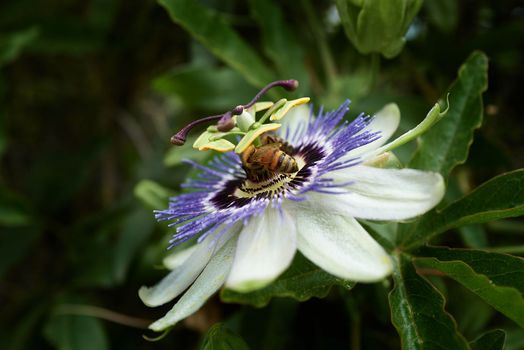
249, 144, 281, 165
260, 133, 279, 145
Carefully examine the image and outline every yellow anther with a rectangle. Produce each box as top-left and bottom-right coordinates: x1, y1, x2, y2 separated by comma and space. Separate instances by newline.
198, 139, 236, 152
235, 123, 281, 153
270, 97, 310, 121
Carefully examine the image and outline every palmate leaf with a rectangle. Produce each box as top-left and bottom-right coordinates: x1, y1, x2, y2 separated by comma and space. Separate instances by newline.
409, 51, 488, 177
389, 252, 469, 350
415, 246, 524, 328
158, 0, 275, 88
220, 253, 354, 308
400, 169, 524, 249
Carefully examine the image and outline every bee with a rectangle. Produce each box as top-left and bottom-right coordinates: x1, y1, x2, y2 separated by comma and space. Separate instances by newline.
241, 134, 298, 182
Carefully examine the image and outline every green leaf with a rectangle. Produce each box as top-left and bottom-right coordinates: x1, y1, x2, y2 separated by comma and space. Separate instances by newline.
0, 187, 32, 227
455, 292, 494, 338
388, 252, 469, 350
409, 51, 488, 177
220, 253, 354, 308
0, 27, 39, 68
112, 208, 155, 284
323, 58, 379, 106
2, 300, 47, 350
164, 138, 209, 167
361, 220, 398, 251
0, 112, 6, 161
470, 329, 506, 350
0, 227, 39, 279
415, 246, 524, 328
248, 0, 309, 94
459, 224, 488, 249
43, 314, 108, 350
158, 0, 275, 87
134, 179, 174, 210
424, 0, 459, 33
400, 169, 524, 249
199, 323, 250, 350
152, 66, 258, 112
226, 298, 297, 350
0, 206, 30, 227
506, 328, 524, 350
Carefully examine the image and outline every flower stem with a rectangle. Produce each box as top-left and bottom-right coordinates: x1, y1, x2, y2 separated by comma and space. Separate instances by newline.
55, 304, 152, 329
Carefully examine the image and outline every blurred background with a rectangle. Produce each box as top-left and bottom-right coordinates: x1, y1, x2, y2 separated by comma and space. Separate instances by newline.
1, 0, 523, 349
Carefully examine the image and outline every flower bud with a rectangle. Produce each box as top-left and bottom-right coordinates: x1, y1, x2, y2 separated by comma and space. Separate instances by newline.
336, 0, 422, 58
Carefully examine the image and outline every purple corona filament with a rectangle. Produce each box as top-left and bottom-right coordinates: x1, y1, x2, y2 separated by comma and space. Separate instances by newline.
170, 79, 299, 145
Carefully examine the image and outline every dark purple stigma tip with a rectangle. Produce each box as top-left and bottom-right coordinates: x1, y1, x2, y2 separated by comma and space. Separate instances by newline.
170, 134, 186, 145
282, 79, 299, 91
232, 105, 244, 115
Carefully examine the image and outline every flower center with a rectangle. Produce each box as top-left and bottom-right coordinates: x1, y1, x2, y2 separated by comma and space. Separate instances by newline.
234, 156, 307, 198
209, 143, 326, 210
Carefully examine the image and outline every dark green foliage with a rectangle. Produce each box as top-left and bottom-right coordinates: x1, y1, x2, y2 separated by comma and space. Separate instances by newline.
389, 253, 469, 349
416, 246, 524, 327
401, 169, 524, 249
199, 323, 250, 350
470, 329, 506, 350
409, 51, 488, 177
158, 0, 275, 87
221, 253, 354, 307
44, 314, 109, 350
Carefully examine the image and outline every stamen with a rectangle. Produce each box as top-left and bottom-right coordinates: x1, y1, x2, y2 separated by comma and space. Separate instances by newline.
170, 79, 299, 145
217, 105, 248, 132
217, 111, 235, 132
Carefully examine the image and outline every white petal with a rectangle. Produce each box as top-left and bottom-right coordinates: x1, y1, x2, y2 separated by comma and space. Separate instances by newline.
362, 151, 401, 169
139, 226, 238, 307
321, 165, 445, 221
163, 245, 198, 270
148, 236, 237, 331
279, 104, 310, 140
225, 207, 297, 292
345, 103, 400, 159
286, 202, 392, 282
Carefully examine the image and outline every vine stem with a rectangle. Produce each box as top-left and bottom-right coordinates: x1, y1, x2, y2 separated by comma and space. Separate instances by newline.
55, 304, 153, 329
